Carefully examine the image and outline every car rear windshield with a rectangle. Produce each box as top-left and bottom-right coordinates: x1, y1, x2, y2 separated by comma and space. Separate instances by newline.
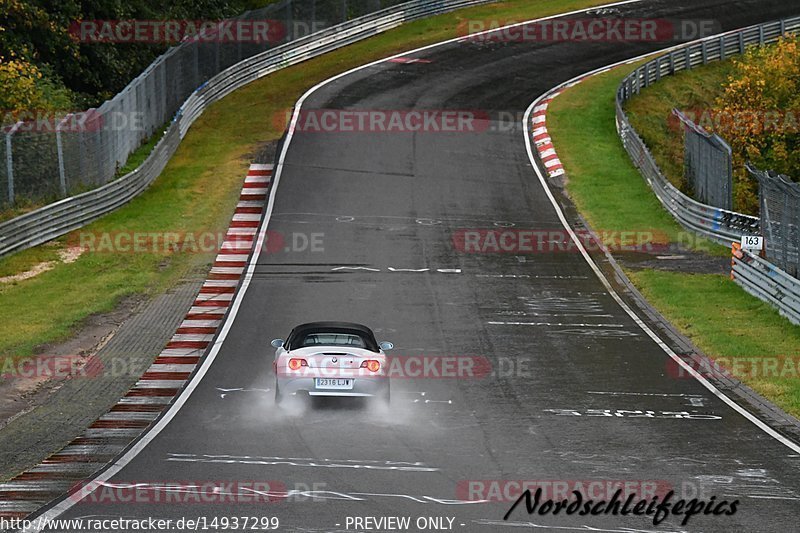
296, 333, 367, 348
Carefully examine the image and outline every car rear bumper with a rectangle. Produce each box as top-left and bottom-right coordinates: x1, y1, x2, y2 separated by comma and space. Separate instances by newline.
277, 375, 389, 398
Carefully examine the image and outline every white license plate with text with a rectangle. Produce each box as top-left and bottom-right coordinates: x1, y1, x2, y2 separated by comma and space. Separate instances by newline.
315, 378, 353, 389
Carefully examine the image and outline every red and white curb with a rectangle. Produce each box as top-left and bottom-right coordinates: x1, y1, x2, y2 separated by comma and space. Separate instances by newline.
531, 78, 588, 179
532, 93, 564, 178
0, 163, 272, 519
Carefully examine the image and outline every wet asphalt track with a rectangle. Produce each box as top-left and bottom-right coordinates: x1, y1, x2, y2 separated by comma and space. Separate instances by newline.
42, 0, 800, 531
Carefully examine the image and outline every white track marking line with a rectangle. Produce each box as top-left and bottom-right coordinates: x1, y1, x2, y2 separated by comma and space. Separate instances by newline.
522, 66, 800, 454
26, 1, 667, 526
587, 391, 705, 397
489, 321, 624, 327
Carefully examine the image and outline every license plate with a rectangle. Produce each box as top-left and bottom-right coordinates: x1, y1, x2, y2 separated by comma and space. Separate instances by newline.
315, 378, 353, 389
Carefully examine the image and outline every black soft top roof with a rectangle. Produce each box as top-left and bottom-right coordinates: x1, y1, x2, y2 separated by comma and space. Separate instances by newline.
286, 322, 379, 352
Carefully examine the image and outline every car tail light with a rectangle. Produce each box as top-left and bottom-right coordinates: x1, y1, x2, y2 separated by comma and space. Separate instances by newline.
288, 358, 308, 370
361, 360, 380, 372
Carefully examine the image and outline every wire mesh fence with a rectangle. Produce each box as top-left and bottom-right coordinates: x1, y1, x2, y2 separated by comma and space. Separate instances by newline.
0, 0, 408, 210
747, 164, 800, 277
672, 109, 733, 210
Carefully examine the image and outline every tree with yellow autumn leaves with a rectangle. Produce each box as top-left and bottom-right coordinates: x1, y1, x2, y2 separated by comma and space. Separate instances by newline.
711, 37, 800, 213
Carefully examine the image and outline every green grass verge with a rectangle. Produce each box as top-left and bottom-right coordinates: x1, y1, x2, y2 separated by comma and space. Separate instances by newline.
0, 0, 615, 363
547, 63, 800, 419
631, 270, 800, 417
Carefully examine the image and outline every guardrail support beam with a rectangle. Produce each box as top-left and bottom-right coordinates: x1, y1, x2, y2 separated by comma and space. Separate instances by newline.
4, 122, 21, 205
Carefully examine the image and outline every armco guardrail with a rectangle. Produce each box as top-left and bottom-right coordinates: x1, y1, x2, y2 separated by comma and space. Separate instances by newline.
0, 0, 495, 258
615, 16, 800, 244
732, 244, 800, 325
616, 114, 758, 243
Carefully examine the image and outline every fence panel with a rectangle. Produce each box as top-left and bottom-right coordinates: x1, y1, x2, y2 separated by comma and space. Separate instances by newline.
748, 165, 800, 277
673, 109, 733, 210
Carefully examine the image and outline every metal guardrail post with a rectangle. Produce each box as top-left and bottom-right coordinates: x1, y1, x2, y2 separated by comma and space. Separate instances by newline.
55, 115, 71, 197
287, 0, 294, 40
4, 134, 11, 205
194, 43, 200, 87
4, 121, 22, 205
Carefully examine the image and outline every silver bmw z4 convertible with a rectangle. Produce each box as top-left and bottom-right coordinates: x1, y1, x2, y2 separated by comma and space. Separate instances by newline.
271, 322, 393, 404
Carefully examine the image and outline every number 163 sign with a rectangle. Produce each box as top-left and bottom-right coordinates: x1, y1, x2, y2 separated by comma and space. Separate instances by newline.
740, 235, 763, 250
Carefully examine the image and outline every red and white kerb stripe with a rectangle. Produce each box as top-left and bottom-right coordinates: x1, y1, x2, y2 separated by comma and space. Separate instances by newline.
531, 92, 565, 178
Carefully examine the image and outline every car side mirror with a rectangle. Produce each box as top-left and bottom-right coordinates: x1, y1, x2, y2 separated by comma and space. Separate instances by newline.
379, 341, 393, 351
271, 339, 284, 348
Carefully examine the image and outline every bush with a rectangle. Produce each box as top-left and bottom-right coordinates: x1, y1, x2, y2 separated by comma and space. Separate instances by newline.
0, 56, 73, 114
712, 36, 800, 213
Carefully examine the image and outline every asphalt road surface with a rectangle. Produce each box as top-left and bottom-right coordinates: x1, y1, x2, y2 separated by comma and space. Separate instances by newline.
33, 0, 800, 531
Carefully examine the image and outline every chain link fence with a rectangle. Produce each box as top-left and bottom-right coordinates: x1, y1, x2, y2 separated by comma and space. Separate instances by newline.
0, 0, 405, 210
672, 109, 733, 210
747, 164, 800, 277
